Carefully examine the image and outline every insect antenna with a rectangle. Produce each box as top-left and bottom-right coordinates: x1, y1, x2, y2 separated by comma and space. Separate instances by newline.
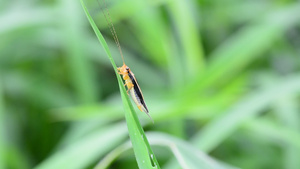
97, 0, 125, 64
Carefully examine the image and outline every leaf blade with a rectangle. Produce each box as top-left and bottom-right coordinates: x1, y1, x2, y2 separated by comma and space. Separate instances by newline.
79, 1, 160, 168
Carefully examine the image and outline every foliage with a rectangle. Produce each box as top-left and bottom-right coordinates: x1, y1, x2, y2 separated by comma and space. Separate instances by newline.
1, 0, 300, 168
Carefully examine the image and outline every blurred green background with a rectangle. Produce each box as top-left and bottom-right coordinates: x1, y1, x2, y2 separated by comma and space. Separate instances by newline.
1, 0, 300, 168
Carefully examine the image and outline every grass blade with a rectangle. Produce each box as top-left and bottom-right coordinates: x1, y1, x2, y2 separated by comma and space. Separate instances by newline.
167, 0, 205, 77
147, 132, 239, 169
96, 132, 239, 169
60, 0, 98, 104
193, 75, 300, 152
34, 123, 128, 169
164, 75, 300, 168
80, 0, 160, 168
273, 96, 300, 169
245, 119, 300, 150
183, 3, 300, 96
0, 81, 5, 169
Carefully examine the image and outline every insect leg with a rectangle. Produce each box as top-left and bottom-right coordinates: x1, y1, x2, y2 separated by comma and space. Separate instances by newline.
126, 81, 134, 94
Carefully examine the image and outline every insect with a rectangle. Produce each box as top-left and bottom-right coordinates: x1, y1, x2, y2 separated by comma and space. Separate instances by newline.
98, 0, 153, 123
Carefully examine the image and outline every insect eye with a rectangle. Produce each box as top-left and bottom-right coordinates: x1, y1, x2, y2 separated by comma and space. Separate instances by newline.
126, 67, 129, 70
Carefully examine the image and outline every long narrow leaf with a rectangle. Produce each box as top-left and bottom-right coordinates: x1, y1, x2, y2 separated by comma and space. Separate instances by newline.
95, 132, 239, 169
80, 1, 159, 168
0, 82, 5, 169
34, 123, 128, 169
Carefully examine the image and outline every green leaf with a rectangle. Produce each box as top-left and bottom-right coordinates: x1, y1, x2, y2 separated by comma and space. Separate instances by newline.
193, 75, 300, 152
273, 95, 300, 169
34, 123, 128, 169
60, 0, 98, 104
244, 119, 300, 150
149, 133, 239, 169
0, 82, 5, 169
95, 132, 239, 169
183, 3, 300, 96
167, 0, 205, 76
79, 0, 160, 168
165, 75, 300, 168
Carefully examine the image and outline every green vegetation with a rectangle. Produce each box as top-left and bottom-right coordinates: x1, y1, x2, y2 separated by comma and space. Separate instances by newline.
80, 0, 159, 168
1, 0, 300, 168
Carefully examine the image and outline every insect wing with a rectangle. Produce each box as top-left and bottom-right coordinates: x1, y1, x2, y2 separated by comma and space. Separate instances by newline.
127, 71, 149, 113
